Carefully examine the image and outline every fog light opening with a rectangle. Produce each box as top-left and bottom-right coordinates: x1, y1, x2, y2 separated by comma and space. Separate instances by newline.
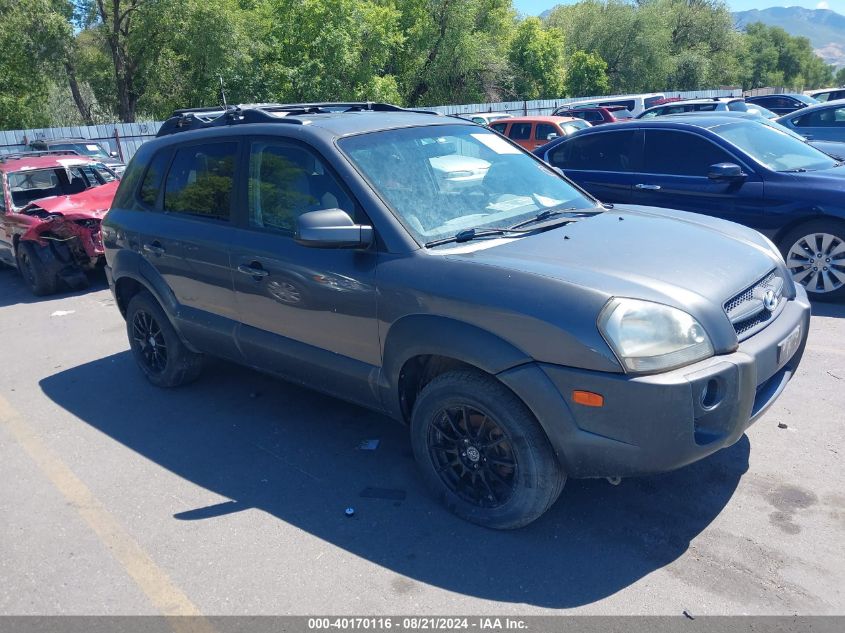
701, 379, 721, 409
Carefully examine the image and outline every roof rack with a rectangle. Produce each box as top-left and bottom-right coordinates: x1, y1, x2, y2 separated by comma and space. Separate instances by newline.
157, 102, 441, 137
0, 149, 81, 163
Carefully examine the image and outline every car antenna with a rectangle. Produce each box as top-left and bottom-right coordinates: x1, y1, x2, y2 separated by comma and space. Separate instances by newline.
219, 76, 228, 110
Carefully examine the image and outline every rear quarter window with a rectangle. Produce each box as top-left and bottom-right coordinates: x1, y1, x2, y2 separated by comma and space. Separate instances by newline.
138, 150, 173, 208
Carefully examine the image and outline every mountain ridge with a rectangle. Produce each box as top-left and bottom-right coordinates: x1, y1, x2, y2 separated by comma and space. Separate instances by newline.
732, 7, 845, 67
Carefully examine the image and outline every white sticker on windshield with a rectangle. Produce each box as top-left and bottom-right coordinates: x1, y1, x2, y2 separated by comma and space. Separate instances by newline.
471, 133, 521, 154
86, 144, 100, 151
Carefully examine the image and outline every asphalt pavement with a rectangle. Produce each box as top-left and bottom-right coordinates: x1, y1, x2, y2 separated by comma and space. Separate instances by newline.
0, 266, 843, 616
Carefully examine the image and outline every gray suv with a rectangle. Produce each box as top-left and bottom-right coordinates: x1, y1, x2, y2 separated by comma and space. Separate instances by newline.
102, 103, 810, 529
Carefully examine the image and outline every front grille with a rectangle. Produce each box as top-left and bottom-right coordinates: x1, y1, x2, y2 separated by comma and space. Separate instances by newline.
724, 270, 784, 339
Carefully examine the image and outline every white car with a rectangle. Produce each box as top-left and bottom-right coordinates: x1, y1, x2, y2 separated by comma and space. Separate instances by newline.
465, 112, 513, 126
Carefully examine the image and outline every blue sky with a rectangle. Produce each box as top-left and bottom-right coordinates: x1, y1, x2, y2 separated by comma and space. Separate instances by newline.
513, 1, 845, 15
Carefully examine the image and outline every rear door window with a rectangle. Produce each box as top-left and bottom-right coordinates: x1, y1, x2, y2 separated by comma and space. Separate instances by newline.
549, 130, 638, 171
643, 131, 733, 176
163, 142, 237, 221
508, 123, 532, 140
793, 106, 845, 127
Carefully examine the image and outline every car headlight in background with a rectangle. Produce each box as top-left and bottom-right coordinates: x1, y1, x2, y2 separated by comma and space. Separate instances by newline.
598, 298, 714, 373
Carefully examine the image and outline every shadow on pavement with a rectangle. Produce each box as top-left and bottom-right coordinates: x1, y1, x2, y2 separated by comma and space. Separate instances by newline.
0, 266, 108, 308
40, 352, 749, 608
809, 300, 845, 318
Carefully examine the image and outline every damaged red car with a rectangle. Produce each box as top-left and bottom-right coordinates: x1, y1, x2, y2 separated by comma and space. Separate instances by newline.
0, 151, 119, 295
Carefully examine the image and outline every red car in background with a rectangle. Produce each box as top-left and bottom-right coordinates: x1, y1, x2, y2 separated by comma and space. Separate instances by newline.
489, 115, 591, 151
551, 104, 634, 125
0, 151, 119, 295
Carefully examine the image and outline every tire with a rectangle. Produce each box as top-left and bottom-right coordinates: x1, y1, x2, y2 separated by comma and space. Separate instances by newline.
16, 241, 58, 296
410, 369, 565, 529
779, 220, 845, 302
125, 291, 203, 387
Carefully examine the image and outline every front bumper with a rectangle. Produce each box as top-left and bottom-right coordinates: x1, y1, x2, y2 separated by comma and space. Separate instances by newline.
499, 287, 811, 478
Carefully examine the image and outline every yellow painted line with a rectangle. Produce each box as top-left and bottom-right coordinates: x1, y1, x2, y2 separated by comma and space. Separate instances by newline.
0, 394, 216, 633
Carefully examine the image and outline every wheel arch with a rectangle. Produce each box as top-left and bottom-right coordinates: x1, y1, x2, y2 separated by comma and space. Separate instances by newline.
772, 211, 845, 248
380, 315, 533, 423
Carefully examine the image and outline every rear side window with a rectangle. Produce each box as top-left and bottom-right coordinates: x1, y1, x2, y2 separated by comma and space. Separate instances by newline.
491, 122, 508, 134
139, 150, 172, 208
643, 131, 732, 176
508, 123, 532, 140
582, 111, 604, 122
536, 123, 558, 140
163, 142, 237, 220
549, 130, 638, 172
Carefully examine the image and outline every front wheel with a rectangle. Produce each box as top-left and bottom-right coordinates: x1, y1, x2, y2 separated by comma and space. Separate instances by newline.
16, 241, 58, 296
126, 291, 203, 387
780, 221, 845, 301
410, 370, 565, 529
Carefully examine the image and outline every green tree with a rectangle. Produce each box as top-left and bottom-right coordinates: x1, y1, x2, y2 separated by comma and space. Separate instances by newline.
548, 0, 670, 94
565, 50, 609, 97
508, 17, 566, 99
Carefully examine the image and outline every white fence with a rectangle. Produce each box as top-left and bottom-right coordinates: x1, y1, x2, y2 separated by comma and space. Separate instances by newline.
0, 121, 162, 163
0, 88, 744, 162
429, 88, 743, 116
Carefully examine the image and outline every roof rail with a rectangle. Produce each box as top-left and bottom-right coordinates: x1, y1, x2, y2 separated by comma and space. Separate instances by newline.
156, 102, 441, 137
0, 149, 81, 162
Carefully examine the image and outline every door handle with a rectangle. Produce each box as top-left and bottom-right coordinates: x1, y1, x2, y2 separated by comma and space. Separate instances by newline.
142, 242, 165, 256
238, 263, 269, 278
635, 183, 662, 190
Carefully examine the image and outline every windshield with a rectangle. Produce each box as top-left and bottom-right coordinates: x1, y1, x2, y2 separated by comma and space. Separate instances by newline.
339, 124, 597, 245
715, 121, 838, 172
8, 164, 112, 208
51, 142, 110, 160
795, 94, 820, 106
561, 121, 589, 135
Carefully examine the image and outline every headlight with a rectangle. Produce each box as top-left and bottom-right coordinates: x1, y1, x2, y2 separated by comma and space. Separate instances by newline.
598, 298, 714, 373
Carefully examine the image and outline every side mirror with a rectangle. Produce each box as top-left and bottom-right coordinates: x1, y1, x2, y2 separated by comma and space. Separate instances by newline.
109, 151, 119, 158
708, 162, 745, 181
546, 132, 559, 141
295, 209, 373, 249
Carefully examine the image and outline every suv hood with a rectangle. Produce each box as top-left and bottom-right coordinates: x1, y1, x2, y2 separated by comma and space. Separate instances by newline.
448, 205, 787, 348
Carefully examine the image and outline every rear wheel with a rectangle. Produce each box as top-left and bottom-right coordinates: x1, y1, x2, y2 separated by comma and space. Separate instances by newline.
780, 221, 845, 301
126, 291, 203, 387
16, 241, 57, 296
410, 369, 565, 529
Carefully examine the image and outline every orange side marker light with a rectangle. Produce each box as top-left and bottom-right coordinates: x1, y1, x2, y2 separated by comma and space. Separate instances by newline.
572, 390, 604, 407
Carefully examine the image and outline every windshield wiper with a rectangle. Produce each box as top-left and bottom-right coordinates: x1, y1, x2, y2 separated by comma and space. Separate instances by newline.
509, 205, 600, 230
781, 167, 809, 173
424, 227, 533, 248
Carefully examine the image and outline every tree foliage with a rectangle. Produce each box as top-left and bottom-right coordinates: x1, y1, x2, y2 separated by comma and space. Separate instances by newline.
0, 0, 838, 128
